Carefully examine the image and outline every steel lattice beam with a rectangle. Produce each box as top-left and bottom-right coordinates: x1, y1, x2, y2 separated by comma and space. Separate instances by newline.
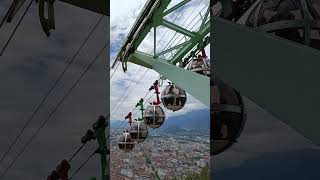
111, 0, 210, 69
130, 51, 210, 107
111, 0, 210, 107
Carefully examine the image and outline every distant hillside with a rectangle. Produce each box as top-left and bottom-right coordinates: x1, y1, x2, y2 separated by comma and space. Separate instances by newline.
111, 109, 210, 133
214, 148, 320, 180
161, 109, 210, 130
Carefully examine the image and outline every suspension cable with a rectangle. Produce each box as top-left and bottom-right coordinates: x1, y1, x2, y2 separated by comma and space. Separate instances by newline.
0, 42, 109, 178
110, 66, 143, 113
0, 15, 104, 168
138, 143, 160, 180
155, 2, 186, 50
67, 144, 86, 163
111, 68, 149, 115
0, 0, 34, 56
165, 4, 210, 60
0, 1, 15, 30
68, 151, 96, 180
110, 60, 120, 79
110, 88, 151, 135
160, 0, 206, 54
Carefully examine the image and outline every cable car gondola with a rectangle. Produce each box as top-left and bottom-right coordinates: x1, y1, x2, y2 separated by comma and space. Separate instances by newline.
246, 0, 320, 49
144, 105, 166, 129
187, 48, 210, 76
118, 130, 135, 152
211, 77, 247, 156
161, 83, 187, 112
144, 80, 166, 128
129, 119, 148, 142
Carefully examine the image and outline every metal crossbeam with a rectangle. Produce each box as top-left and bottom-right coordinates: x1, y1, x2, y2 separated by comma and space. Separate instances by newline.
112, 0, 210, 69
155, 40, 192, 57
213, 17, 320, 144
111, 0, 210, 107
162, 19, 196, 37
163, 0, 191, 16
129, 51, 210, 107
170, 21, 209, 64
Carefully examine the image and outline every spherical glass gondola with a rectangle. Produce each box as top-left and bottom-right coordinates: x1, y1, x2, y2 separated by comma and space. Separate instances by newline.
118, 131, 134, 152
246, 0, 320, 49
161, 84, 187, 112
187, 56, 210, 76
144, 105, 166, 129
211, 77, 246, 156
129, 121, 148, 142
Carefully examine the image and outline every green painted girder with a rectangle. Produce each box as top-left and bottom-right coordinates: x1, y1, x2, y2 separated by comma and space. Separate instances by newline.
170, 21, 210, 64
200, 5, 210, 29
162, 19, 197, 37
129, 51, 210, 107
155, 40, 192, 57
112, 0, 210, 69
213, 17, 320, 144
111, 0, 171, 70
163, 0, 191, 16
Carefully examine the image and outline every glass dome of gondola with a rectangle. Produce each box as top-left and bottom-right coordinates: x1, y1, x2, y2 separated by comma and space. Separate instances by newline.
118, 131, 135, 152
187, 54, 210, 76
129, 120, 148, 142
144, 104, 166, 128
211, 77, 247, 156
161, 84, 187, 112
246, 0, 320, 49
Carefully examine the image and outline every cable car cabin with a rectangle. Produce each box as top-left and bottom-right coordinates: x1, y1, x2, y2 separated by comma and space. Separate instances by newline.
187, 55, 210, 76
161, 84, 187, 112
211, 77, 247, 156
246, 0, 320, 49
118, 131, 135, 152
129, 120, 148, 142
144, 105, 166, 129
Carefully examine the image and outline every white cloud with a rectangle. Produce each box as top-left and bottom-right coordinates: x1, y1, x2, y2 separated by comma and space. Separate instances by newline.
110, 0, 210, 121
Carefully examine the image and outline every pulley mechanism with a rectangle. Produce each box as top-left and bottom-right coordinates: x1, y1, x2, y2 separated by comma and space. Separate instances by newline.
145, 80, 166, 129
47, 159, 70, 180
149, 80, 161, 105
4, 0, 28, 23
135, 98, 145, 121
38, 0, 56, 36
80, 115, 109, 180
125, 112, 133, 126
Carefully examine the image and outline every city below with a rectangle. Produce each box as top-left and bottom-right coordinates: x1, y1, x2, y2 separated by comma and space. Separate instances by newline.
110, 127, 210, 180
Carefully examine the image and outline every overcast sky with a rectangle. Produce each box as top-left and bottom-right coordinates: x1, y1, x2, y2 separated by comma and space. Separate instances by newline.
0, 1, 108, 179
110, 0, 210, 122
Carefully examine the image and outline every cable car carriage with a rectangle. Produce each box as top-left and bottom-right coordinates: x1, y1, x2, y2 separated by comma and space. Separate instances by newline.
144, 105, 166, 129
118, 130, 135, 152
211, 77, 247, 156
144, 80, 167, 128
161, 83, 187, 112
246, 0, 320, 49
129, 119, 148, 142
187, 48, 210, 76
